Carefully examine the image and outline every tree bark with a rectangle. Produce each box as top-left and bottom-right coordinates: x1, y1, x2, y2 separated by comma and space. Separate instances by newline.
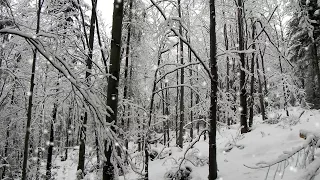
209, 0, 218, 179
21, 1, 42, 179
258, 46, 268, 109
177, 0, 185, 149
78, 0, 97, 176
46, 102, 57, 180
257, 49, 267, 120
312, 42, 320, 108
248, 20, 255, 128
175, 43, 179, 144
63, 106, 72, 161
237, 0, 249, 134
223, 10, 231, 126
103, 0, 124, 179
122, 0, 133, 150
188, 36, 193, 139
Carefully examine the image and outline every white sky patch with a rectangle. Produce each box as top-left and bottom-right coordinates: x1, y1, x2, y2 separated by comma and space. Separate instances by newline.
84, 0, 113, 37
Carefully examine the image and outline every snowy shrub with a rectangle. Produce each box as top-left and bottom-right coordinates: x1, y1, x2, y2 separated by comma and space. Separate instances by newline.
264, 113, 282, 124
184, 148, 208, 167
164, 166, 192, 180
277, 111, 305, 128
223, 127, 245, 152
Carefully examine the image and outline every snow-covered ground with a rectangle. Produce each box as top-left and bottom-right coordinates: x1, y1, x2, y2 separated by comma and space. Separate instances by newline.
53, 107, 320, 180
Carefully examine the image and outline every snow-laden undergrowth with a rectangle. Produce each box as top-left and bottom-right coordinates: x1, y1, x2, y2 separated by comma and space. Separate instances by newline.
52, 107, 320, 180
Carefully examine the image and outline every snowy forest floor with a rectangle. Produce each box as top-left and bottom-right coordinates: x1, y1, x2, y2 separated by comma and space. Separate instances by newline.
51, 107, 320, 180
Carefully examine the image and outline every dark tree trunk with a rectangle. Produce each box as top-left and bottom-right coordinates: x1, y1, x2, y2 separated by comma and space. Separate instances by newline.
103, 0, 124, 179
46, 104, 57, 180
122, 0, 133, 150
161, 81, 167, 145
237, 0, 249, 134
248, 20, 256, 128
78, 0, 97, 176
2, 120, 10, 179
258, 47, 268, 110
175, 44, 179, 144
177, 0, 185, 149
209, 0, 218, 179
63, 107, 72, 161
312, 42, 320, 106
22, 1, 42, 179
165, 83, 170, 142
257, 50, 267, 120
94, 128, 100, 169
188, 36, 193, 139
223, 11, 231, 126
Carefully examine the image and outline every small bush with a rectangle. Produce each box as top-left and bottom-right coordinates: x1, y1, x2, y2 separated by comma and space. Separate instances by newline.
164, 166, 192, 180
185, 148, 208, 166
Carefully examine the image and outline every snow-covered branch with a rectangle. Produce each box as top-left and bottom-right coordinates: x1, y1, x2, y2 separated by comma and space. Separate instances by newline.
149, 0, 215, 83
156, 62, 200, 84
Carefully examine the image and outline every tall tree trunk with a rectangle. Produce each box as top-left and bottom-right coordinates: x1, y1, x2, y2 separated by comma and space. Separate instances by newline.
186, 6, 193, 139
122, 0, 133, 150
145, 44, 164, 179
312, 42, 320, 108
209, 0, 218, 179
36, 64, 48, 180
258, 46, 268, 112
248, 20, 256, 128
175, 43, 179, 144
237, 0, 249, 134
256, 51, 267, 120
165, 83, 170, 142
22, 1, 42, 179
161, 81, 167, 145
2, 116, 10, 179
78, 0, 97, 176
177, 0, 185, 149
46, 101, 57, 180
223, 9, 231, 126
63, 106, 72, 161
274, 26, 289, 116
278, 56, 289, 115
188, 36, 193, 139
103, 0, 124, 179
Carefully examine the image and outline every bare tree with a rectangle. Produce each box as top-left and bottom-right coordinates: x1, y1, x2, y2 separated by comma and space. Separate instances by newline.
237, 0, 249, 134
103, 0, 124, 179
21, 0, 42, 179
77, 0, 97, 176
177, 0, 185, 149
209, 0, 218, 179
